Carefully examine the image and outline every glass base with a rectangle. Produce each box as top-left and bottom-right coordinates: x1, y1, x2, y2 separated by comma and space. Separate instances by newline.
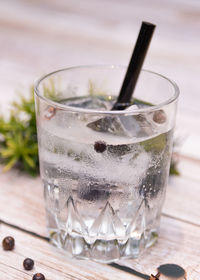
49, 230, 158, 263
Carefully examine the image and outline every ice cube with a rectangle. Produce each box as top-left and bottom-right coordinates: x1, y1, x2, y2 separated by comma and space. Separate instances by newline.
119, 114, 156, 138
87, 116, 130, 136
125, 104, 139, 111
87, 102, 157, 137
88, 113, 156, 138
77, 180, 111, 202
63, 96, 112, 110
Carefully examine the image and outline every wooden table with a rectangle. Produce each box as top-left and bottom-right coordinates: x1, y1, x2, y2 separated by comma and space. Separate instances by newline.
0, 0, 200, 279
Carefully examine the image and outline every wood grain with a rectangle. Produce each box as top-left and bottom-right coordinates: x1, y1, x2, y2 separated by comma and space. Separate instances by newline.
0, 224, 141, 280
0, 214, 199, 279
163, 175, 200, 226
178, 154, 200, 182
0, 167, 46, 237
0, 157, 200, 277
0, 0, 200, 278
120, 215, 200, 278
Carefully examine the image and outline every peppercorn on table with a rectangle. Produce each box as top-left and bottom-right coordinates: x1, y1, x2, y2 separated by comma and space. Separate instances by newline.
0, 0, 200, 279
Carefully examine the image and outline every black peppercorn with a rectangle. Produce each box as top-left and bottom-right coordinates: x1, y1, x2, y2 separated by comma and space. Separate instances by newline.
94, 141, 107, 153
32, 273, 45, 280
2, 236, 15, 250
23, 258, 34, 271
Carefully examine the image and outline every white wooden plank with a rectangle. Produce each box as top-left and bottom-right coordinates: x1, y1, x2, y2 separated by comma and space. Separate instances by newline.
0, 216, 199, 279
0, 224, 141, 280
163, 175, 200, 226
178, 154, 200, 182
119, 215, 200, 278
0, 168, 46, 236
0, 0, 199, 278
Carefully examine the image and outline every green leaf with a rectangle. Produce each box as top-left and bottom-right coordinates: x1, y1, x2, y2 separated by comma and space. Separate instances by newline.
0, 148, 15, 158
43, 78, 62, 101
88, 80, 107, 97
23, 155, 36, 168
0, 86, 39, 175
170, 160, 180, 176
3, 156, 18, 171
133, 98, 154, 106
140, 133, 167, 153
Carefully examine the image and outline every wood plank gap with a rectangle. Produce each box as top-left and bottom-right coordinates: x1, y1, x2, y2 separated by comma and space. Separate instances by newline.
179, 153, 200, 164
162, 213, 200, 227
0, 220, 148, 279
0, 219, 49, 242
39, 261, 93, 280
0, 261, 30, 276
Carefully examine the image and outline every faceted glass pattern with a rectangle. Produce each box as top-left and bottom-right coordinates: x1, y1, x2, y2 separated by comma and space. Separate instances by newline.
35, 66, 179, 262
47, 191, 159, 262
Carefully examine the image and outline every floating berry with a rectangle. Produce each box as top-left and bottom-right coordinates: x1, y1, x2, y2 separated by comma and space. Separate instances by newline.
94, 141, 107, 153
2, 236, 15, 251
153, 110, 166, 124
44, 106, 56, 120
23, 258, 34, 271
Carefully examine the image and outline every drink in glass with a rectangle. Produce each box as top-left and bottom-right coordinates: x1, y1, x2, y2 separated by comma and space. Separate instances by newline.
34, 65, 179, 263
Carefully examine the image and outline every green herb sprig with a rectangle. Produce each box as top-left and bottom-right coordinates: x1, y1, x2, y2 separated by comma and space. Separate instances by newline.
0, 87, 38, 175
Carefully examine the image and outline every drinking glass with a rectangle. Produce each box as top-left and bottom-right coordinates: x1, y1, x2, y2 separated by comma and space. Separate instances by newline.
34, 65, 179, 263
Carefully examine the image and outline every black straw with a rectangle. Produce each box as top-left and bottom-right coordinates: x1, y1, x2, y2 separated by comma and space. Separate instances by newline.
113, 21, 156, 110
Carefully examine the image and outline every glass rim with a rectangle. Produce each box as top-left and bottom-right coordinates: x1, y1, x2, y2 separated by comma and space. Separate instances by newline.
34, 65, 179, 115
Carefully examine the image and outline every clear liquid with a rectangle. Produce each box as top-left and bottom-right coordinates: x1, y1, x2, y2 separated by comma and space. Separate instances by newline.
38, 96, 173, 262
